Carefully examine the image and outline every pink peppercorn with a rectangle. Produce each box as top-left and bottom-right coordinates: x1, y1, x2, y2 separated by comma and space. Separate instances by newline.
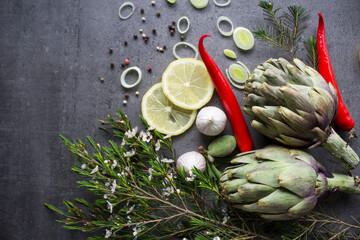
124, 59, 130, 65
147, 66, 152, 72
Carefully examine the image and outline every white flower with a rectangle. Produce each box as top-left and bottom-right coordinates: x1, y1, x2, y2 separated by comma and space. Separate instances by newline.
163, 134, 172, 139
155, 140, 161, 151
141, 131, 153, 142
132, 227, 138, 236
124, 149, 136, 158
105, 229, 112, 238
213, 237, 220, 240
126, 204, 135, 214
148, 168, 153, 181
90, 165, 99, 174
104, 160, 109, 164
117, 172, 122, 178
121, 138, 126, 146
104, 194, 108, 199
161, 158, 174, 164
111, 180, 117, 193
185, 175, 195, 182
125, 127, 138, 138
222, 215, 229, 224
105, 182, 110, 187
107, 200, 113, 213
81, 164, 87, 170
111, 160, 117, 169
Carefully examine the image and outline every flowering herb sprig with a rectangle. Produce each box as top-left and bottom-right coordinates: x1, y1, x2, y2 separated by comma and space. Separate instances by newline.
45, 110, 266, 239
46, 110, 360, 239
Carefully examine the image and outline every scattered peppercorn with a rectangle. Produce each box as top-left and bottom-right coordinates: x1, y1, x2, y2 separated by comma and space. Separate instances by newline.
172, 20, 176, 25
139, 29, 143, 33
156, 12, 161, 17
141, 17, 146, 22
109, 48, 113, 54
125, 59, 130, 65
147, 66, 152, 72
110, 62, 115, 68
100, 77, 104, 82
163, 45, 167, 50
140, 8, 144, 14
160, 48, 164, 53
133, 34, 138, 39
135, 91, 140, 96
170, 29, 175, 36
152, 28, 156, 34
123, 100, 127, 105
124, 41, 128, 46
151, 1, 156, 6
168, 25, 172, 30
180, 35, 185, 41
121, 63, 125, 68
125, 93, 129, 99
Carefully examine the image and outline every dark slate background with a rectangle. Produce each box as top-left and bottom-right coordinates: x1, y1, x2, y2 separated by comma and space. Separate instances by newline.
1, 0, 359, 239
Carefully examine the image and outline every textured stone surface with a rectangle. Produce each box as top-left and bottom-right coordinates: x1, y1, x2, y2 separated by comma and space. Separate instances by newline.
0, 0, 359, 239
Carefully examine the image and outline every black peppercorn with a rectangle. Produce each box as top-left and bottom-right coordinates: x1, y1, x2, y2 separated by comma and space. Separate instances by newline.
170, 29, 174, 35
172, 20, 176, 25
140, 8, 144, 14
110, 62, 115, 68
133, 34, 138, 39
180, 35, 185, 41
152, 28, 156, 34
109, 48, 113, 54
156, 11, 160, 17
124, 41, 128, 46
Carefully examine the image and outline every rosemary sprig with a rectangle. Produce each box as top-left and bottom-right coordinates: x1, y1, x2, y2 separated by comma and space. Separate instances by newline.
45, 110, 360, 239
254, 1, 310, 58
304, 35, 318, 70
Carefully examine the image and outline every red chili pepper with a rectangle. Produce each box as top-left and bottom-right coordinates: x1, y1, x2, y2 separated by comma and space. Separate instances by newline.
317, 13, 355, 131
198, 34, 254, 152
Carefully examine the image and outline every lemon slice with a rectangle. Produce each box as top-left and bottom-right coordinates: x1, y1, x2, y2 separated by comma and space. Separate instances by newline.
141, 83, 197, 135
162, 58, 214, 110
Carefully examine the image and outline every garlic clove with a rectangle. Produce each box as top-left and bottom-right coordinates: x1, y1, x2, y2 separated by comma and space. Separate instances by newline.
176, 151, 206, 176
196, 106, 227, 136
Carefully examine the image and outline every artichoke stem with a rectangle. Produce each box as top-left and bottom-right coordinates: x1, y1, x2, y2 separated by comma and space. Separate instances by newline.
327, 173, 360, 194
321, 128, 360, 170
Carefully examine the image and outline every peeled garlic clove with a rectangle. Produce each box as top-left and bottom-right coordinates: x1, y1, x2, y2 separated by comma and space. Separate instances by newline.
176, 151, 206, 176
196, 106, 227, 136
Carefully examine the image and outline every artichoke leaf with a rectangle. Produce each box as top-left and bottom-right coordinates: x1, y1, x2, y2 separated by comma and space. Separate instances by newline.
261, 213, 299, 221
269, 117, 300, 138
257, 189, 303, 213
276, 134, 312, 147
251, 120, 277, 139
254, 145, 297, 163
230, 163, 259, 179
278, 162, 317, 197
279, 86, 314, 113
288, 194, 317, 214
221, 179, 248, 194
238, 183, 276, 203
246, 162, 288, 187
263, 69, 287, 86
252, 106, 282, 123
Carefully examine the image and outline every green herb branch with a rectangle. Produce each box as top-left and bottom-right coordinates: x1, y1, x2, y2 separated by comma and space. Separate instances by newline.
254, 1, 310, 58
46, 110, 360, 239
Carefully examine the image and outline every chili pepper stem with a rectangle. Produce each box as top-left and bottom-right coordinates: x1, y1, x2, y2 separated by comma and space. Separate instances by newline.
320, 128, 360, 170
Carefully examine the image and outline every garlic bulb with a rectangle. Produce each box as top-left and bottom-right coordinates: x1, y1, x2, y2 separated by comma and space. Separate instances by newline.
196, 106, 227, 136
176, 151, 206, 176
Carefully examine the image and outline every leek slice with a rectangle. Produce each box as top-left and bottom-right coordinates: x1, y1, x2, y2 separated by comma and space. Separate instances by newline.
172, 42, 199, 59
167, 0, 176, 3
190, 0, 209, 9
120, 66, 142, 88
217, 16, 233, 37
224, 49, 236, 59
225, 61, 250, 89
118, 2, 135, 20
233, 27, 254, 51
177, 16, 190, 35
213, 0, 231, 7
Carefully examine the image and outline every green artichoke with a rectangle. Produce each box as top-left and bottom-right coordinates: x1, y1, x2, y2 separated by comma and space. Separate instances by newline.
243, 58, 359, 169
220, 145, 360, 220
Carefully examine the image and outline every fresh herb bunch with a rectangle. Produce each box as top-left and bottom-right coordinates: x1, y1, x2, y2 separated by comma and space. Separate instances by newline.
254, 1, 310, 58
304, 35, 318, 70
46, 110, 360, 239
